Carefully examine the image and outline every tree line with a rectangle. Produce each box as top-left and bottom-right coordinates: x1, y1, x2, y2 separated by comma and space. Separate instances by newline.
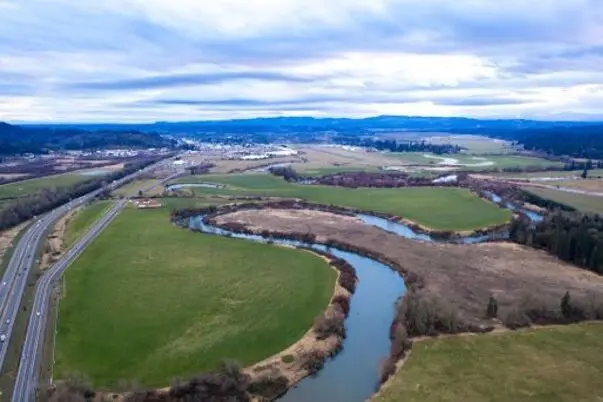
333, 137, 463, 155
510, 211, 603, 275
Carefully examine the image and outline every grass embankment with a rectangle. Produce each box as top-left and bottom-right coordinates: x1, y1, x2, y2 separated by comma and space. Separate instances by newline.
170, 174, 511, 231
64, 202, 113, 248
523, 187, 603, 214
376, 323, 603, 402
54, 206, 336, 388
0, 173, 92, 199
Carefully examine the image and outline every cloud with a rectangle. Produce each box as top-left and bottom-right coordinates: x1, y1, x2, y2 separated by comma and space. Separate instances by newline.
0, 0, 602, 122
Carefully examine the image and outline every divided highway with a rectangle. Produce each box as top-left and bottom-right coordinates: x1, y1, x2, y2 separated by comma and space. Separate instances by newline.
0, 159, 179, 401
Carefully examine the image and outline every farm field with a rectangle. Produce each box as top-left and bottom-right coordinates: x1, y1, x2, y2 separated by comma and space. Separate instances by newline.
423, 134, 516, 154
113, 179, 161, 197
375, 323, 603, 402
0, 173, 92, 199
170, 174, 511, 231
64, 201, 113, 248
523, 187, 603, 214
54, 206, 336, 388
489, 169, 603, 180
387, 152, 562, 170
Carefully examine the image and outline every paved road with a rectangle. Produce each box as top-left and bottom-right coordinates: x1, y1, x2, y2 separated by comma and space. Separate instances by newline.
0, 160, 177, 401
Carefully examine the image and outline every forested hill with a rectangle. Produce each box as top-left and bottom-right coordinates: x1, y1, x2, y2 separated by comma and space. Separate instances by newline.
0, 122, 175, 155
508, 125, 603, 160
457, 124, 603, 160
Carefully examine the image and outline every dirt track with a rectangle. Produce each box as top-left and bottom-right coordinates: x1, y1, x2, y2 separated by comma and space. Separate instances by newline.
216, 209, 603, 325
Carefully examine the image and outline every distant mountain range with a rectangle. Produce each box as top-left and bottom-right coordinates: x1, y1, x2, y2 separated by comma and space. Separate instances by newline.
0, 122, 176, 155
22, 115, 598, 134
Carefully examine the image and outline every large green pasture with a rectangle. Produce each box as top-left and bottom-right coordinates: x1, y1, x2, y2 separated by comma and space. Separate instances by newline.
376, 323, 603, 402
170, 174, 511, 231
55, 207, 335, 388
0, 173, 91, 199
523, 187, 603, 214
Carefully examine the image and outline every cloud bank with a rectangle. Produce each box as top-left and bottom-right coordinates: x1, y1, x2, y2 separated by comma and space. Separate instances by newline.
1, 0, 602, 122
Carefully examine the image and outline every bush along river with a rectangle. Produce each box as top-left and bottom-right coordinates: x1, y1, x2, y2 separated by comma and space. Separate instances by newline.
187, 216, 406, 402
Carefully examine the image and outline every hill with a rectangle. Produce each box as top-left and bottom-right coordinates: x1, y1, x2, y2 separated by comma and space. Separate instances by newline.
0, 122, 175, 155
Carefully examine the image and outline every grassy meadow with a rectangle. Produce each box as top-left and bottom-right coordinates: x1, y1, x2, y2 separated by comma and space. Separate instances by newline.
170, 174, 511, 231
376, 323, 603, 402
0, 173, 92, 199
54, 206, 335, 388
523, 187, 603, 214
64, 201, 113, 248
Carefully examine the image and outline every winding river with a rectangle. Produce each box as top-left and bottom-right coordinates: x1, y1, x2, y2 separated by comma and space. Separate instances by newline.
185, 191, 544, 401
188, 216, 405, 402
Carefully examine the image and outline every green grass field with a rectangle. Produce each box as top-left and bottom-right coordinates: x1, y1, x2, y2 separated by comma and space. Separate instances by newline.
523, 187, 603, 214
376, 323, 603, 402
386, 153, 562, 170
170, 174, 511, 231
0, 173, 92, 199
424, 135, 515, 154
55, 207, 336, 388
113, 179, 160, 196
64, 202, 113, 248
295, 166, 380, 176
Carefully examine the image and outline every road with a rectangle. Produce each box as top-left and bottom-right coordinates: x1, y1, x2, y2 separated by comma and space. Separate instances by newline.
0, 159, 178, 401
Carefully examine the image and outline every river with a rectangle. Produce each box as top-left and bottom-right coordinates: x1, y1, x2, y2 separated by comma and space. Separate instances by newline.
184, 191, 543, 401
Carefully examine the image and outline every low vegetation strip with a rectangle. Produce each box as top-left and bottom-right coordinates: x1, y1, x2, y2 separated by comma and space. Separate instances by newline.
64, 201, 113, 248
375, 323, 603, 402
54, 207, 336, 388
171, 174, 511, 231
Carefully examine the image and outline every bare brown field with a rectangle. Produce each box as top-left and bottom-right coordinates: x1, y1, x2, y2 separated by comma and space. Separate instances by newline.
216, 209, 603, 326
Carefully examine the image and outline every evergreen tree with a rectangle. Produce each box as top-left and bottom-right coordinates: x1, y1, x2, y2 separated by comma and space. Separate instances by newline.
561, 291, 572, 320
486, 295, 498, 318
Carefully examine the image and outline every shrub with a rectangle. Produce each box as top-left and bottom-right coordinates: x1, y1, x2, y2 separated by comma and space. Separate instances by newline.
331, 295, 351, 317
486, 295, 498, 319
248, 375, 289, 399
300, 350, 326, 375
396, 289, 466, 337
313, 306, 345, 340
502, 308, 531, 329
281, 354, 295, 363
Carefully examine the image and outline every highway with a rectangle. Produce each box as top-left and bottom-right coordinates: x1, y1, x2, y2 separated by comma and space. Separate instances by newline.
0, 159, 178, 401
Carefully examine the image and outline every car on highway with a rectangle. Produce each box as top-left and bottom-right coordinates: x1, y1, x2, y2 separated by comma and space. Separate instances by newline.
0, 334, 6, 342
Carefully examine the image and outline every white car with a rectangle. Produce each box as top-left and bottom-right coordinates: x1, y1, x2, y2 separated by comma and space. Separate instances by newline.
36, 311, 41, 317
2, 281, 6, 286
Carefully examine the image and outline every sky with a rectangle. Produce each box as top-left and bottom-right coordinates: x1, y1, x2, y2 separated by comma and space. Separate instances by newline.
1, 0, 603, 122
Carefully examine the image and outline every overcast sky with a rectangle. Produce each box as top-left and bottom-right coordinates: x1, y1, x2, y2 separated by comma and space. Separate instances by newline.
1, 0, 603, 122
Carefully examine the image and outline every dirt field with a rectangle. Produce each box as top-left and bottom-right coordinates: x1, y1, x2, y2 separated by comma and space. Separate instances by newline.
216, 209, 603, 326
